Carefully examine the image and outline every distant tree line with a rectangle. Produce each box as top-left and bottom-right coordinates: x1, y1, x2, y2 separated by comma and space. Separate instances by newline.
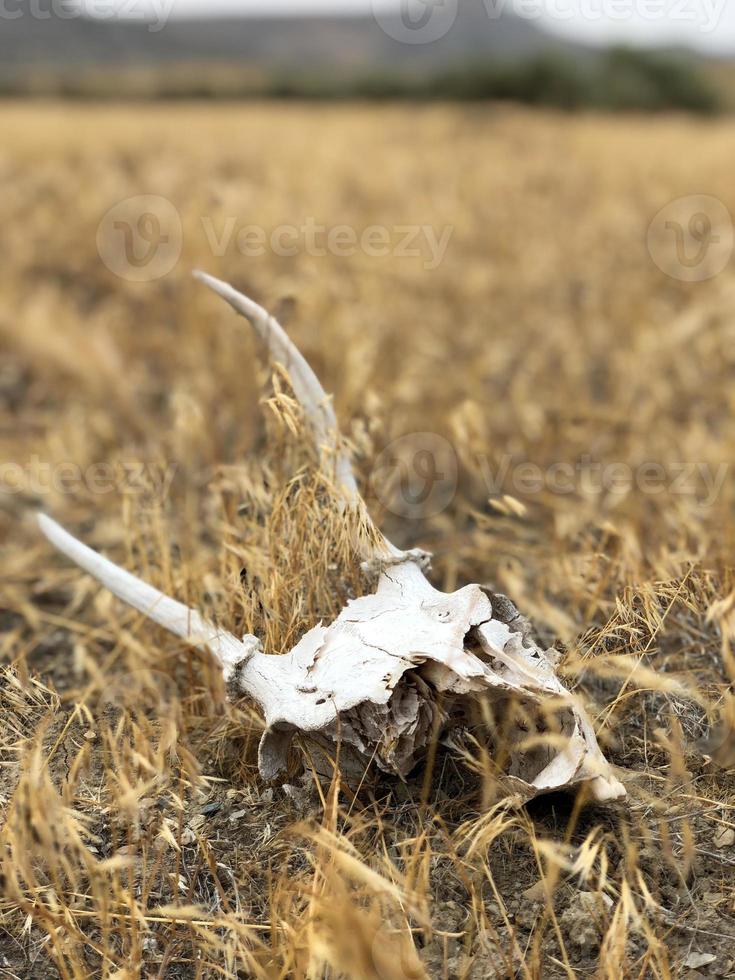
271, 48, 720, 113
1, 46, 721, 113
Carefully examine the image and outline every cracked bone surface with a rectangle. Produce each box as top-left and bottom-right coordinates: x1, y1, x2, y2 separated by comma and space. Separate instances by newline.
38, 272, 626, 804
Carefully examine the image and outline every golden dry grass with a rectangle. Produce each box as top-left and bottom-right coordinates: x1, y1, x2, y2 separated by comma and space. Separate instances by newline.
2, 101, 735, 978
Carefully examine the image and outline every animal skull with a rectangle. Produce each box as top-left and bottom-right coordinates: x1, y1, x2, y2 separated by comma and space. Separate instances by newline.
38, 272, 626, 804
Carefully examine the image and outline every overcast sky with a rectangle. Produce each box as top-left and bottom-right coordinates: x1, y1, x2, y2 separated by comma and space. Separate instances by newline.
82, 0, 735, 55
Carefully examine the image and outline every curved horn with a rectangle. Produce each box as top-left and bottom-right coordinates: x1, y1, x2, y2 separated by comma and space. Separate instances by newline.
194, 271, 358, 502
37, 513, 258, 680
194, 271, 427, 568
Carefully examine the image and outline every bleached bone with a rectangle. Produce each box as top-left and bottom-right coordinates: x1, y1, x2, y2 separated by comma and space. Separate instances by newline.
38, 273, 626, 804
192, 271, 424, 568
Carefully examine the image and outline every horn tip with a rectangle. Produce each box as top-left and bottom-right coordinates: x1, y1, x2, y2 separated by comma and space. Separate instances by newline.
37, 511, 57, 536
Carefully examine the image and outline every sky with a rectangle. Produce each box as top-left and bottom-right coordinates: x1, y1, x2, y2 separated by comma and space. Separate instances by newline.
80, 0, 735, 55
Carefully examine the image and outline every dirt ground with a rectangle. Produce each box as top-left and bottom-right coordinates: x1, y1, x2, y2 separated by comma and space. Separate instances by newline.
2, 102, 735, 978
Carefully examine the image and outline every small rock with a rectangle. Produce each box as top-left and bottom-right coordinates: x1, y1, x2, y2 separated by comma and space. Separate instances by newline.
560, 892, 611, 952
522, 880, 549, 903
465, 952, 508, 980
200, 802, 222, 817
229, 809, 248, 823
440, 899, 466, 933
282, 783, 314, 813
484, 901, 501, 920
683, 952, 717, 970
515, 901, 542, 930
181, 827, 196, 846
713, 827, 735, 849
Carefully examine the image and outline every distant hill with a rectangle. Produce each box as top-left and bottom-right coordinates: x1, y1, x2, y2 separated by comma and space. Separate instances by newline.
0, 4, 719, 111
0, 2, 586, 92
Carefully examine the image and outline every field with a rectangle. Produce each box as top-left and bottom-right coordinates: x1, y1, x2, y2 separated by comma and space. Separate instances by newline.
2, 101, 735, 978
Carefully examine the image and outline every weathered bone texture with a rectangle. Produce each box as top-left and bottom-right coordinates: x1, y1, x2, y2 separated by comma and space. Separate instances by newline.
38, 273, 626, 804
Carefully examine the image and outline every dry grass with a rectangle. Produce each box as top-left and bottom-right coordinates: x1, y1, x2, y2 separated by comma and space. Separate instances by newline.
2, 101, 735, 978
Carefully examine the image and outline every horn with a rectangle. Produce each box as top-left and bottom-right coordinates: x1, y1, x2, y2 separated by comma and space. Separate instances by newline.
37, 513, 257, 681
194, 271, 426, 568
